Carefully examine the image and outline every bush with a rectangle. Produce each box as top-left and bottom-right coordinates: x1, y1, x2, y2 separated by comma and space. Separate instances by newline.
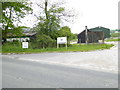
30, 34, 57, 49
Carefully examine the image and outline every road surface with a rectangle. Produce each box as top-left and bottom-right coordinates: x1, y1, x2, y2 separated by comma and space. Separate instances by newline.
2, 41, 118, 88
4, 41, 118, 73
2, 56, 118, 88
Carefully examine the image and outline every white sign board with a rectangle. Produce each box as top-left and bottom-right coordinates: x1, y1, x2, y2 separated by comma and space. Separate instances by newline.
57, 37, 67, 44
22, 42, 28, 48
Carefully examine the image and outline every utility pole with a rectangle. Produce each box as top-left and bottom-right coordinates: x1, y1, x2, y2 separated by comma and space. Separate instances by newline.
85, 26, 88, 44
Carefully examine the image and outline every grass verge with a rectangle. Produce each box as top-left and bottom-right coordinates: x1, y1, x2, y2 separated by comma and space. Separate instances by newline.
2, 43, 114, 54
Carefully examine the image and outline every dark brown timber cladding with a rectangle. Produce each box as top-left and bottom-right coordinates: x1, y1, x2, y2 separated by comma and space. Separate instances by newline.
78, 30, 103, 43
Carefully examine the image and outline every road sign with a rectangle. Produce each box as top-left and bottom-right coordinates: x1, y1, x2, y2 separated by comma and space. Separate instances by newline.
57, 37, 67, 48
57, 37, 67, 44
22, 42, 28, 48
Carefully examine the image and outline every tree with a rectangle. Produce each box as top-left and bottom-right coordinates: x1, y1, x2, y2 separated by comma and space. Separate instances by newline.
35, 2, 64, 39
36, 34, 53, 48
1, 1, 32, 43
70, 33, 77, 40
58, 26, 72, 40
31, 0, 76, 48
34, 0, 75, 39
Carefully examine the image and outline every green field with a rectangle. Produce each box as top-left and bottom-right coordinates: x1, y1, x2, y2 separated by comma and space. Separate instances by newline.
106, 38, 120, 42
110, 33, 120, 37
2, 43, 114, 54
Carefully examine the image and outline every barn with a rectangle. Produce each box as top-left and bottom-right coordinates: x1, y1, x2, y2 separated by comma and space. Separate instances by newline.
78, 26, 110, 43
6, 32, 37, 42
89, 26, 110, 38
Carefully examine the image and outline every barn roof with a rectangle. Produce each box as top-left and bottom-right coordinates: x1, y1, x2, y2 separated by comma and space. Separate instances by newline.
89, 26, 110, 31
78, 29, 103, 35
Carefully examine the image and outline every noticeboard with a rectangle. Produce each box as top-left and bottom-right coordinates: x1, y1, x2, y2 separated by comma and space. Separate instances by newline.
57, 37, 67, 44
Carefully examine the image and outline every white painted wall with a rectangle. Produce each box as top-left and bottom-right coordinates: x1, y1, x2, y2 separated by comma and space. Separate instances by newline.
7, 37, 30, 42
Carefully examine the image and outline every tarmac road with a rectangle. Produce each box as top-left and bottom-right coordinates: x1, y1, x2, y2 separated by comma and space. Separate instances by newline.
2, 56, 118, 88
4, 41, 118, 73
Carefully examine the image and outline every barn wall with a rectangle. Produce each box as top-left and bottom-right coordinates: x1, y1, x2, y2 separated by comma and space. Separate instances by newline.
88, 31, 103, 43
78, 30, 103, 43
78, 31, 86, 43
7, 37, 30, 42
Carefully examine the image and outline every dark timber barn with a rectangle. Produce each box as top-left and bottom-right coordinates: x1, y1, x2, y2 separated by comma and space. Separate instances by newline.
78, 26, 110, 43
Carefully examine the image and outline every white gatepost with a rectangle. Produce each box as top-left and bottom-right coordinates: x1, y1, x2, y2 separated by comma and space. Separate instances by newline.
57, 37, 67, 48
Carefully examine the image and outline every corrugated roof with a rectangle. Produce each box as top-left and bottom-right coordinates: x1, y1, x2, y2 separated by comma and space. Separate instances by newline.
89, 26, 110, 31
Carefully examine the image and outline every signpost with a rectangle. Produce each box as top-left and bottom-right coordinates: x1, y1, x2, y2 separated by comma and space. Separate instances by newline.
57, 37, 67, 48
22, 42, 28, 48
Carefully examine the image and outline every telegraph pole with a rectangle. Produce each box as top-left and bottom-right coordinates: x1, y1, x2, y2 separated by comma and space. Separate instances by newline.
85, 26, 88, 44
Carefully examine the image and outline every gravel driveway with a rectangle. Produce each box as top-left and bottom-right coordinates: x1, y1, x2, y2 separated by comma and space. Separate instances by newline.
3, 41, 118, 73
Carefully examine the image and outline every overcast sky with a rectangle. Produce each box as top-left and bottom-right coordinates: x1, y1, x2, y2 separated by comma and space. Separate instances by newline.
19, 0, 119, 34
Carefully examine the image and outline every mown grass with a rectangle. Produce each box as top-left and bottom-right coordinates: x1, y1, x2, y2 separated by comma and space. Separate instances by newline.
106, 38, 120, 42
2, 43, 114, 54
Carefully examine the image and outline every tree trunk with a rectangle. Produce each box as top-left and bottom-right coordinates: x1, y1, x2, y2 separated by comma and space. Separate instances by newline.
3, 6, 12, 43
43, 43, 45, 49
45, 1, 48, 20
45, 0, 49, 35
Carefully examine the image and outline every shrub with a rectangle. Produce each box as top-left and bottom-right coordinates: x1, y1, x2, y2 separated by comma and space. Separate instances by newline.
30, 34, 57, 49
